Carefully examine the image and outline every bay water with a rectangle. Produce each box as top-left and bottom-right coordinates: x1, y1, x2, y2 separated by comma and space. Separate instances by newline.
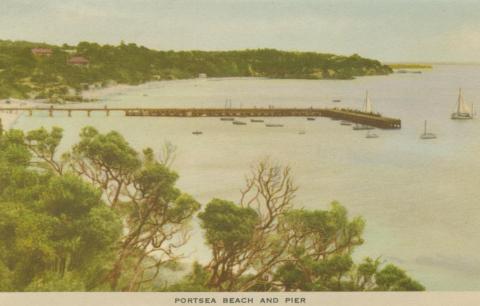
13, 65, 480, 290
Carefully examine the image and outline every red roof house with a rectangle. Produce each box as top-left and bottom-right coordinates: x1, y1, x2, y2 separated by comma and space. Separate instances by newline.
31, 48, 53, 56
68, 56, 90, 66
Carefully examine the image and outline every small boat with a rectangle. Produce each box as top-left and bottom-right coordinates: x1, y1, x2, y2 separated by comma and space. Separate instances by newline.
420, 120, 436, 140
250, 119, 264, 123
365, 131, 379, 138
332, 99, 341, 103
306, 117, 316, 121
265, 124, 284, 127
352, 91, 376, 130
298, 129, 306, 135
233, 120, 247, 125
340, 121, 352, 126
192, 131, 203, 135
220, 117, 235, 121
451, 88, 474, 120
353, 124, 374, 130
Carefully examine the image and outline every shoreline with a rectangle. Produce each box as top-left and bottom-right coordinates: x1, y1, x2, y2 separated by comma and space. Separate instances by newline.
0, 99, 41, 130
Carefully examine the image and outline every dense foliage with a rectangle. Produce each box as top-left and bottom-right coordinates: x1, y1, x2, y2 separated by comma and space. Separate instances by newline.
0, 126, 200, 291
0, 126, 423, 292
0, 40, 392, 102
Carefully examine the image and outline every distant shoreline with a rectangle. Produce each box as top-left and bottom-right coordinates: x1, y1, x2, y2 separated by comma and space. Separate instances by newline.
387, 64, 433, 69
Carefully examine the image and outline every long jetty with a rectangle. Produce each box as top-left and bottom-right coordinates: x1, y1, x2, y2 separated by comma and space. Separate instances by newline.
0, 106, 401, 129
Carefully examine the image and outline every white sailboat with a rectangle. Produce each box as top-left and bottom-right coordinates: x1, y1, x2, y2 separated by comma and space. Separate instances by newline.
353, 91, 375, 130
420, 120, 437, 140
363, 90, 373, 114
451, 88, 473, 120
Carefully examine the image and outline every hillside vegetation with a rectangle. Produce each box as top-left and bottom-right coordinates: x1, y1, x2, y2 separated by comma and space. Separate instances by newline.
0, 40, 392, 103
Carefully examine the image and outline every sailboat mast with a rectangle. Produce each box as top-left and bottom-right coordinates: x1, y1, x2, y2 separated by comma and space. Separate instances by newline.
424, 120, 427, 135
457, 88, 463, 113
364, 90, 372, 113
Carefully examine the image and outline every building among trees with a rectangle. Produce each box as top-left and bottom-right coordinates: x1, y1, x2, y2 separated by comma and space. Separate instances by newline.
67, 56, 90, 66
31, 48, 53, 56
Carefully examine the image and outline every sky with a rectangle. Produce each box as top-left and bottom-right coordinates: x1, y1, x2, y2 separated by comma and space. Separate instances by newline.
1, 0, 480, 63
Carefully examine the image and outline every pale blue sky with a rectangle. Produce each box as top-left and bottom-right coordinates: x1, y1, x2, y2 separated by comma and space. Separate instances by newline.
1, 0, 479, 62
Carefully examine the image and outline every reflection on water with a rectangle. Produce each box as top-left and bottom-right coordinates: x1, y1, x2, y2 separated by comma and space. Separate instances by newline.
13, 65, 480, 290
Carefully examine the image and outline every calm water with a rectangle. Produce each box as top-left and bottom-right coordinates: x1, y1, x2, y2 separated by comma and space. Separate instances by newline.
13, 65, 480, 290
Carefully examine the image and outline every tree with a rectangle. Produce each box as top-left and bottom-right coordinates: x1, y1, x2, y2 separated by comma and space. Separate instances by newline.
198, 159, 298, 291
199, 199, 259, 289
1, 126, 201, 291
0, 129, 122, 291
196, 159, 423, 292
374, 264, 425, 291
63, 126, 201, 291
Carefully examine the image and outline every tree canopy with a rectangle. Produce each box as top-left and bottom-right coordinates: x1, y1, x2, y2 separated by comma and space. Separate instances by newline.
0, 40, 392, 101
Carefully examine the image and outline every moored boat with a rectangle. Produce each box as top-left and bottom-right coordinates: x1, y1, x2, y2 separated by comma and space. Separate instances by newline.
365, 130, 379, 138
192, 130, 203, 135
420, 120, 436, 139
233, 120, 247, 125
354, 91, 375, 130
353, 124, 374, 130
451, 88, 473, 120
340, 121, 352, 126
265, 123, 284, 127
220, 117, 235, 121
250, 119, 264, 123
306, 117, 316, 121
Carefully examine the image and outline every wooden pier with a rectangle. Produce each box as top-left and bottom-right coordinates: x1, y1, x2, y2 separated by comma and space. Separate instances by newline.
0, 106, 401, 129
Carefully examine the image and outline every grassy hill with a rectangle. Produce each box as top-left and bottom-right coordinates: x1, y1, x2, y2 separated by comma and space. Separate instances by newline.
0, 40, 392, 103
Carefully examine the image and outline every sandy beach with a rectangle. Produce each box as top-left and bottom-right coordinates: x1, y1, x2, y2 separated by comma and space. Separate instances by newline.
81, 83, 146, 100
0, 99, 38, 130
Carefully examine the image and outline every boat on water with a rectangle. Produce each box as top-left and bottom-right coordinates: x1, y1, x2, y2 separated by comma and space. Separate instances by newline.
353, 125, 374, 130
266, 124, 284, 127
250, 119, 264, 123
332, 99, 341, 103
420, 120, 436, 139
451, 88, 474, 120
232, 120, 247, 125
220, 117, 235, 121
340, 121, 352, 126
192, 131, 203, 135
306, 117, 316, 121
354, 91, 375, 130
298, 129, 306, 135
365, 130, 379, 139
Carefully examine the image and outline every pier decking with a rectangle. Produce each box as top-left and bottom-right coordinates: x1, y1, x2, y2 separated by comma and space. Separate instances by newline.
0, 106, 401, 129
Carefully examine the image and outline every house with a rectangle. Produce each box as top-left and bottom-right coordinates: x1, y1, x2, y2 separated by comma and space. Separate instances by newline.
68, 56, 90, 66
31, 48, 53, 57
